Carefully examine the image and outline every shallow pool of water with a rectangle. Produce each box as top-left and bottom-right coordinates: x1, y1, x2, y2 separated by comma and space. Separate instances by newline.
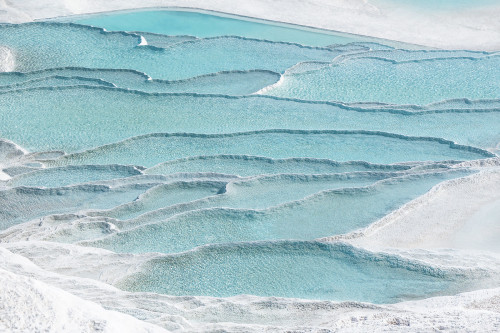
71, 9, 382, 47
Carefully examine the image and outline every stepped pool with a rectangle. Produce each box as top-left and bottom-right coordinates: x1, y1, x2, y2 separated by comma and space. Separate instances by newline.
69, 9, 389, 47
0, 7, 499, 317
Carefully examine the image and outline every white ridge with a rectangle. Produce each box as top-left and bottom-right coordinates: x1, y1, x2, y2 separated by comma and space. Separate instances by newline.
0, 46, 15, 72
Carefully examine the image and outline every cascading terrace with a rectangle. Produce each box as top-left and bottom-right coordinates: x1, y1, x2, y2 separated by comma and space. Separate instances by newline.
0, 8, 499, 331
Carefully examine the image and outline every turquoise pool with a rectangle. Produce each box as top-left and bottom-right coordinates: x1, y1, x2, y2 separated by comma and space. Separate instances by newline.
0, 8, 498, 304
71, 9, 397, 47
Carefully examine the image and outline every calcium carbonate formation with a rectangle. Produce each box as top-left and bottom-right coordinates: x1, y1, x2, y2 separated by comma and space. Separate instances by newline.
0, 3, 499, 332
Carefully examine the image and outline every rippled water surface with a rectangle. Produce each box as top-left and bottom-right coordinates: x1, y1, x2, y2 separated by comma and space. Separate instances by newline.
0, 9, 498, 304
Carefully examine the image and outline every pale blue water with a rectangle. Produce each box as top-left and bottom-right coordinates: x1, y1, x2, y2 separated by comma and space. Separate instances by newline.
86, 170, 471, 254
97, 180, 228, 221
44, 131, 491, 167
0, 68, 281, 95
0, 9, 498, 304
144, 156, 413, 177
72, 10, 378, 47
118, 241, 466, 303
0, 75, 114, 90
0, 183, 153, 230
264, 55, 500, 105
0, 23, 339, 80
1, 89, 499, 152
93, 172, 405, 221
7, 165, 142, 188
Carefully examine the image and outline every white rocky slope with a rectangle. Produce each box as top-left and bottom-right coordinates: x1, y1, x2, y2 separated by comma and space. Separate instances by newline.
0, 248, 166, 333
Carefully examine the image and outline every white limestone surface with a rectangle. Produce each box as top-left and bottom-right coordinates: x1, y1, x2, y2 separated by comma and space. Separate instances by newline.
0, 247, 166, 333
